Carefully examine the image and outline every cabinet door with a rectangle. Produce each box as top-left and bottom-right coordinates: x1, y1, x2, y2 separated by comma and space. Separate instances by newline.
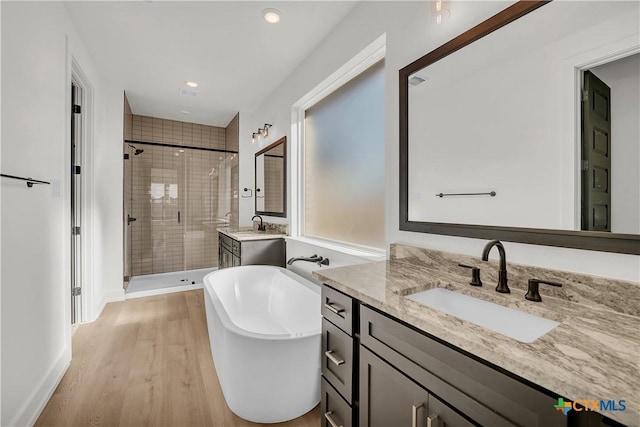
429, 393, 477, 427
232, 255, 241, 267
220, 246, 232, 269
360, 347, 430, 427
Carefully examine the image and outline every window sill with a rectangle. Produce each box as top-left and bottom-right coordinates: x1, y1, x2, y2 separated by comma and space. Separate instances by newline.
285, 236, 387, 261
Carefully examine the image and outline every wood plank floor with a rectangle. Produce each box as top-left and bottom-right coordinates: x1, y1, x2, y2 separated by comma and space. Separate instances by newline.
36, 290, 320, 427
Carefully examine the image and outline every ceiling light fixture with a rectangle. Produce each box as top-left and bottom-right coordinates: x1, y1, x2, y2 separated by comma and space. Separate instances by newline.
180, 110, 191, 115
262, 8, 281, 24
186, 81, 198, 88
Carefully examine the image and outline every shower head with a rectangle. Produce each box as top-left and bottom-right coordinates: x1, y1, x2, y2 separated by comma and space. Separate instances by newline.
128, 144, 144, 155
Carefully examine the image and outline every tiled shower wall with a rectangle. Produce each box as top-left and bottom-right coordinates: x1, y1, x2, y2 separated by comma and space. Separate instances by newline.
123, 95, 239, 277
129, 115, 227, 150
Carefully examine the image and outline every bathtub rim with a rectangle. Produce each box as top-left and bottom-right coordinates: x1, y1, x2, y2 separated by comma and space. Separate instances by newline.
204, 265, 321, 341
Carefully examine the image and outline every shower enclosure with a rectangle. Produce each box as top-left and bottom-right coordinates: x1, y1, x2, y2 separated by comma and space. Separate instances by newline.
123, 142, 236, 293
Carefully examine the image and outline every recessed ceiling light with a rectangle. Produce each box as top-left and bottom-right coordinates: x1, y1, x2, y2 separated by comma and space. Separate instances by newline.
180, 110, 191, 115
186, 81, 198, 88
262, 8, 281, 24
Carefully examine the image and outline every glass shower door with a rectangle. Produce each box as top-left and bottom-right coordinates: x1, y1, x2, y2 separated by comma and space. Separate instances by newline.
183, 150, 230, 270
127, 142, 231, 279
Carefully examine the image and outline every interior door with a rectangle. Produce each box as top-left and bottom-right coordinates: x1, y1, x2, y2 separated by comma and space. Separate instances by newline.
71, 82, 82, 323
581, 71, 612, 231
123, 145, 132, 288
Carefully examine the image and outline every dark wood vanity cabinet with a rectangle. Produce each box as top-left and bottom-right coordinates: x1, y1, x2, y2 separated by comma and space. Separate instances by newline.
320, 284, 621, 427
217, 232, 285, 269
321, 285, 358, 427
359, 305, 565, 427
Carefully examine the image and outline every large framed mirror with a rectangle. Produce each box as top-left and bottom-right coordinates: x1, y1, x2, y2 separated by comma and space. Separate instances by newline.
255, 136, 286, 217
400, 1, 639, 255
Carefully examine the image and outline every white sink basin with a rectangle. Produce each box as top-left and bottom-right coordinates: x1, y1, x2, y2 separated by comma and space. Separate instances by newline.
406, 288, 559, 343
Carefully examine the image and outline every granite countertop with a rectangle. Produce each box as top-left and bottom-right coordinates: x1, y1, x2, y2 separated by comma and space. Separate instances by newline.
217, 227, 286, 241
313, 259, 640, 426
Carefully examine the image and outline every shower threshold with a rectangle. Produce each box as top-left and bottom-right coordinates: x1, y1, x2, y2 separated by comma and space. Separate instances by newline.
125, 267, 216, 299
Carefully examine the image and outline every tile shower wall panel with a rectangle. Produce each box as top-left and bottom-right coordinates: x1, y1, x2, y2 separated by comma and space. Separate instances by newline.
130, 114, 226, 150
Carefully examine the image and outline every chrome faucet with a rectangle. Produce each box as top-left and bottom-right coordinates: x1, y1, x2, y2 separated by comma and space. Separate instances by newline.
481, 240, 510, 293
251, 214, 266, 231
287, 254, 330, 267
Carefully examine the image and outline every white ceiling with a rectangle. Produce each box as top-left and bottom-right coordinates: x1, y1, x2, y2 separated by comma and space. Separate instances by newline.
65, 1, 358, 127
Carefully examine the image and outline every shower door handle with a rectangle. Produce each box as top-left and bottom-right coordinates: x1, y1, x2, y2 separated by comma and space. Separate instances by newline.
178, 211, 181, 224
127, 214, 137, 225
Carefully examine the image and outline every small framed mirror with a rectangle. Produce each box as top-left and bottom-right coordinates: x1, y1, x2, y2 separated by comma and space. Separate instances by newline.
255, 136, 286, 217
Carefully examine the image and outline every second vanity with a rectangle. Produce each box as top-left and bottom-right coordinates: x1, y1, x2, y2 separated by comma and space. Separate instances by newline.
217, 228, 286, 269
314, 245, 639, 427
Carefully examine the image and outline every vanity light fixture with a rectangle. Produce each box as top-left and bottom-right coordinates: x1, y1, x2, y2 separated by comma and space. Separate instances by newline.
252, 132, 260, 144
262, 8, 281, 24
260, 123, 272, 137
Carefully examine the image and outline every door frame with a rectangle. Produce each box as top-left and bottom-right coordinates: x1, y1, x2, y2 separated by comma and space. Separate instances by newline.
69, 56, 95, 324
563, 36, 640, 230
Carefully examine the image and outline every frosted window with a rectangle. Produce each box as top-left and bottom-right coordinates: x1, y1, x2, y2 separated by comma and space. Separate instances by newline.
304, 60, 385, 249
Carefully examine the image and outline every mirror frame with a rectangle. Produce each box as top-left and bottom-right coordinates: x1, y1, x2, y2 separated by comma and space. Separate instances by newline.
399, 0, 640, 255
255, 136, 287, 218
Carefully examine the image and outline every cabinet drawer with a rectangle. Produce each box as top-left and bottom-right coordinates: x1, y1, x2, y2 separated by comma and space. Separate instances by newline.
322, 285, 354, 336
322, 318, 353, 402
231, 239, 240, 256
360, 305, 565, 427
321, 378, 352, 427
219, 233, 232, 249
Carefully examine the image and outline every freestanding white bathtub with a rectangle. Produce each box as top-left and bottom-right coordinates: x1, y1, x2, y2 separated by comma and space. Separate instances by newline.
203, 265, 321, 423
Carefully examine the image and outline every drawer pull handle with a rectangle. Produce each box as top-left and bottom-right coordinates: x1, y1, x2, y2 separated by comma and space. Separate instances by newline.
324, 411, 343, 427
427, 413, 440, 427
325, 350, 345, 366
324, 302, 345, 314
411, 404, 424, 427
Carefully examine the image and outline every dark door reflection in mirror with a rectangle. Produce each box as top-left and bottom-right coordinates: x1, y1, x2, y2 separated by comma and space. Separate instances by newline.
581, 55, 640, 234
399, 1, 640, 254
255, 136, 286, 217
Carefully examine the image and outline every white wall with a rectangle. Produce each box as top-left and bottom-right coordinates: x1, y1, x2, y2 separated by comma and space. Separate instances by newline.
1, 2, 123, 425
244, 1, 640, 282
591, 54, 640, 234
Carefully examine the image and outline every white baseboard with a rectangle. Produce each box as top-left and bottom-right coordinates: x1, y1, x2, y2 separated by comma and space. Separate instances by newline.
91, 288, 125, 323
7, 347, 71, 427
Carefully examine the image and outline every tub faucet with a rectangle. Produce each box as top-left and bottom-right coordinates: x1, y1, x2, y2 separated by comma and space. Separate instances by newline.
481, 240, 510, 293
252, 214, 266, 231
287, 254, 330, 267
